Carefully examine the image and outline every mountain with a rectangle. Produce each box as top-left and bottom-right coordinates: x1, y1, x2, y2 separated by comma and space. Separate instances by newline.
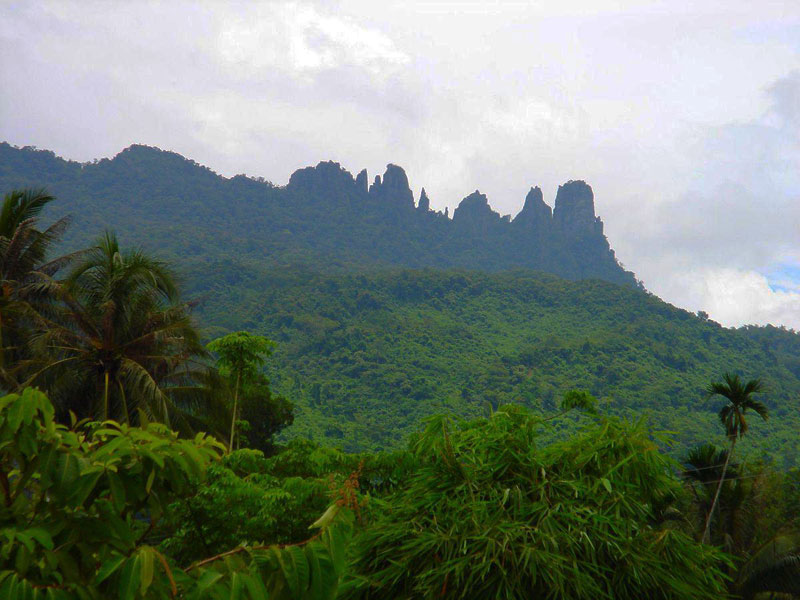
0, 142, 637, 286
2, 142, 798, 465
193, 266, 799, 465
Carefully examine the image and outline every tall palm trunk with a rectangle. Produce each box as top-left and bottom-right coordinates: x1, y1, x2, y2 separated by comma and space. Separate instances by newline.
228, 371, 241, 453
103, 370, 110, 420
702, 437, 736, 544
117, 380, 129, 425
0, 308, 4, 371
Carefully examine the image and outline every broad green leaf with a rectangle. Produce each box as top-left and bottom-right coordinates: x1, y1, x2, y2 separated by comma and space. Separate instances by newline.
26, 528, 53, 550
145, 469, 155, 494
310, 504, 339, 530
139, 547, 154, 595
107, 471, 126, 512
94, 555, 126, 584
117, 555, 141, 600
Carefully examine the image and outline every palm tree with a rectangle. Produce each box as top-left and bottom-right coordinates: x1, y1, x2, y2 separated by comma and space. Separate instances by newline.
684, 443, 760, 553
701, 373, 768, 544
684, 443, 736, 522
0, 189, 74, 387
24, 232, 211, 429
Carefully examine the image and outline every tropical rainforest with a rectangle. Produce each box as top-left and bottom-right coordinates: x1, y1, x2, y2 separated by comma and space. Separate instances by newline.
0, 142, 798, 598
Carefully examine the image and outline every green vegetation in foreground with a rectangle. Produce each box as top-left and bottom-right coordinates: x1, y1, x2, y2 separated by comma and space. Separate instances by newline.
0, 388, 355, 599
3, 388, 799, 599
193, 266, 800, 465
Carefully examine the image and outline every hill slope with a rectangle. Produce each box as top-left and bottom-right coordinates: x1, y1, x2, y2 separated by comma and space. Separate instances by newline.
2, 142, 797, 465
193, 267, 800, 465
0, 142, 637, 286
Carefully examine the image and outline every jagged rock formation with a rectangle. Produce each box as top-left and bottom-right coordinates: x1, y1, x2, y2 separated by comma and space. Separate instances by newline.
287, 160, 359, 202
553, 180, 603, 237
0, 142, 639, 288
453, 191, 501, 228
513, 187, 551, 231
369, 164, 414, 209
355, 169, 368, 195
418, 188, 430, 211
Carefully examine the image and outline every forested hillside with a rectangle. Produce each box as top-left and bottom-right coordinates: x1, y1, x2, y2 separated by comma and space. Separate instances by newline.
0, 142, 636, 285
1, 142, 798, 465
192, 266, 800, 465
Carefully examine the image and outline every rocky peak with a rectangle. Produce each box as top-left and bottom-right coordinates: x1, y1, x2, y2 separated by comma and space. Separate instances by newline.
355, 169, 368, 195
513, 186, 552, 229
369, 164, 415, 209
287, 161, 358, 199
418, 187, 431, 211
552, 180, 603, 237
453, 190, 501, 225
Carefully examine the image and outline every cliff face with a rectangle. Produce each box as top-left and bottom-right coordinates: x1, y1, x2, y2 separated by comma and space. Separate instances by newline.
0, 142, 639, 288
553, 180, 603, 237
417, 188, 431, 212
453, 191, 500, 224
369, 164, 415, 209
512, 187, 551, 231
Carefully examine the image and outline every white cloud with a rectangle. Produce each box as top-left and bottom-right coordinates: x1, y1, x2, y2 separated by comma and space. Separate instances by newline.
216, 3, 409, 79
1, 1, 799, 329
663, 268, 800, 330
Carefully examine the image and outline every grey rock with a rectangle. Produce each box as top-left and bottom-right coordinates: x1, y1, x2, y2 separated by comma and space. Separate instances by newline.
513, 186, 552, 229
418, 187, 431, 211
553, 180, 603, 237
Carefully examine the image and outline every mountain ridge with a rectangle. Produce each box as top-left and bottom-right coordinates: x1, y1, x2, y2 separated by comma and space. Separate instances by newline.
0, 141, 639, 287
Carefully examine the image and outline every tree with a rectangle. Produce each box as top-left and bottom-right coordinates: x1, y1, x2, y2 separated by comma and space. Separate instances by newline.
237, 379, 294, 454
683, 443, 738, 534
207, 331, 275, 452
342, 406, 729, 599
24, 232, 209, 429
0, 189, 74, 386
701, 373, 768, 544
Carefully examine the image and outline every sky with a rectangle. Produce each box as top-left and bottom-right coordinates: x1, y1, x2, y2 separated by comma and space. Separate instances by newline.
1, 0, 799, 329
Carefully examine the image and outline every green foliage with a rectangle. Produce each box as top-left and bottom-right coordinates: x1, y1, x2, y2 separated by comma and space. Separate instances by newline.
559, 389, 597, 414
702, 373, 770, 544
0, 188, 72, 387
342, 406, 730, 599
162, 439, 416, 565
0, 387, 222, 596
207, 332, 278, 452
207, 332, 275, 383
237, 386, 294, 455
190, 268, 799, 466
0, 388, 354, 599
735, 531, 800, 599
161, 448, 335, 564
21, 232, 211, 431
707, 373, 769, 440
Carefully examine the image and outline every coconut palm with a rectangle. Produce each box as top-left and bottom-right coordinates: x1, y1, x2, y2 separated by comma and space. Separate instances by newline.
24, 232, 212, 429
701, 373, 768, 544
0, 189, 75, 386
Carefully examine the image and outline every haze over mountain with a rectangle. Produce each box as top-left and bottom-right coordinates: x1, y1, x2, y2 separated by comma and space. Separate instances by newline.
0, 142, 637, 286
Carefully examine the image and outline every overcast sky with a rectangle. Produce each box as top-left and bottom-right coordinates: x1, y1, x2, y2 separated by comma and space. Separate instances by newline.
2, 1, 799, 329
